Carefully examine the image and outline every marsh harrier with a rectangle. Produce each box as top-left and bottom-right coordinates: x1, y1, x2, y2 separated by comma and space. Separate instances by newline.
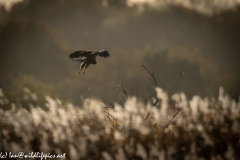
69, 50, 110, 75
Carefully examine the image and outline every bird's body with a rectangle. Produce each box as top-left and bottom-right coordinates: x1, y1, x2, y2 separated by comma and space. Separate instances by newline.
69, 50, 110, 75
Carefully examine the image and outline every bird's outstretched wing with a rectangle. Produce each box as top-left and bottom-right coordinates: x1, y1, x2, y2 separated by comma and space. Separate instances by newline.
94, 50, 110, 58
69, 50, 92, 59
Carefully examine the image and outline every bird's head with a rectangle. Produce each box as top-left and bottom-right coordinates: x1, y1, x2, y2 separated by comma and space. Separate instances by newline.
94, 50, 110, 58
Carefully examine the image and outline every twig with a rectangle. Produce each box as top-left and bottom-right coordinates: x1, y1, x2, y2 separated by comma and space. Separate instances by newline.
142, 64, 158, 87
100, 96, 115, 110
167, 68, 182, 93
104, 110, 116, 120
106, 108, 116, 128
101, 96, 117, 128
144, 112, 151, 121
113, 82, 128, 104
152, 123, 157, 130
142, 64, 182, 106
165, 108, 181, 128
100, 95, 107, 106
142, 64, 160, 106
109, 103, 114, 109
153, 98, 160, 106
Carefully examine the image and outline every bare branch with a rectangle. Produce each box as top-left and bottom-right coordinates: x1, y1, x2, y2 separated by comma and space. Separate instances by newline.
113, 82, 128, 104
168, 68, 182, 93
105, 107, 117, 128
153, 98, 160, 106
142, 64, 158, 87
100, 95, 107, 106
152, 123, 157, 130
101, 96, 117, 129
142, 64, 160, 106
144, 112, 151, 121
104, 110, 116, 120
142, 64, 182, 106
100, 95, 114, 109
109, 103, 114, 109
165, 108, 181, 128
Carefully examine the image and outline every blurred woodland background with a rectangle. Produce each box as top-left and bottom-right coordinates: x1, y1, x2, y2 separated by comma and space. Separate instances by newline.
0, 0, 240, 107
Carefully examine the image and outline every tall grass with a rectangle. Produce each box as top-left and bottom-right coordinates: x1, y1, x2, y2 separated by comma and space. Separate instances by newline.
0, 87, 239, 160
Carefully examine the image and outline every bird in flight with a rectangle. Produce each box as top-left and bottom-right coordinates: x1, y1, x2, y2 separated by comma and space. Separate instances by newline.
69, 50, 110, 75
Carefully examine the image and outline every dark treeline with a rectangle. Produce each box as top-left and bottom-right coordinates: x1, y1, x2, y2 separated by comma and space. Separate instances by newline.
0, 0, 239, 106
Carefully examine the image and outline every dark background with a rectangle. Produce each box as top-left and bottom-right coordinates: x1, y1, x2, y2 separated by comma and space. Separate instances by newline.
0, 0, 239, 106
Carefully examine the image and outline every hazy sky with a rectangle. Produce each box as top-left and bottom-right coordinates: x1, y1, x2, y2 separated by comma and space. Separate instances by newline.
0, 0, 239, 101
